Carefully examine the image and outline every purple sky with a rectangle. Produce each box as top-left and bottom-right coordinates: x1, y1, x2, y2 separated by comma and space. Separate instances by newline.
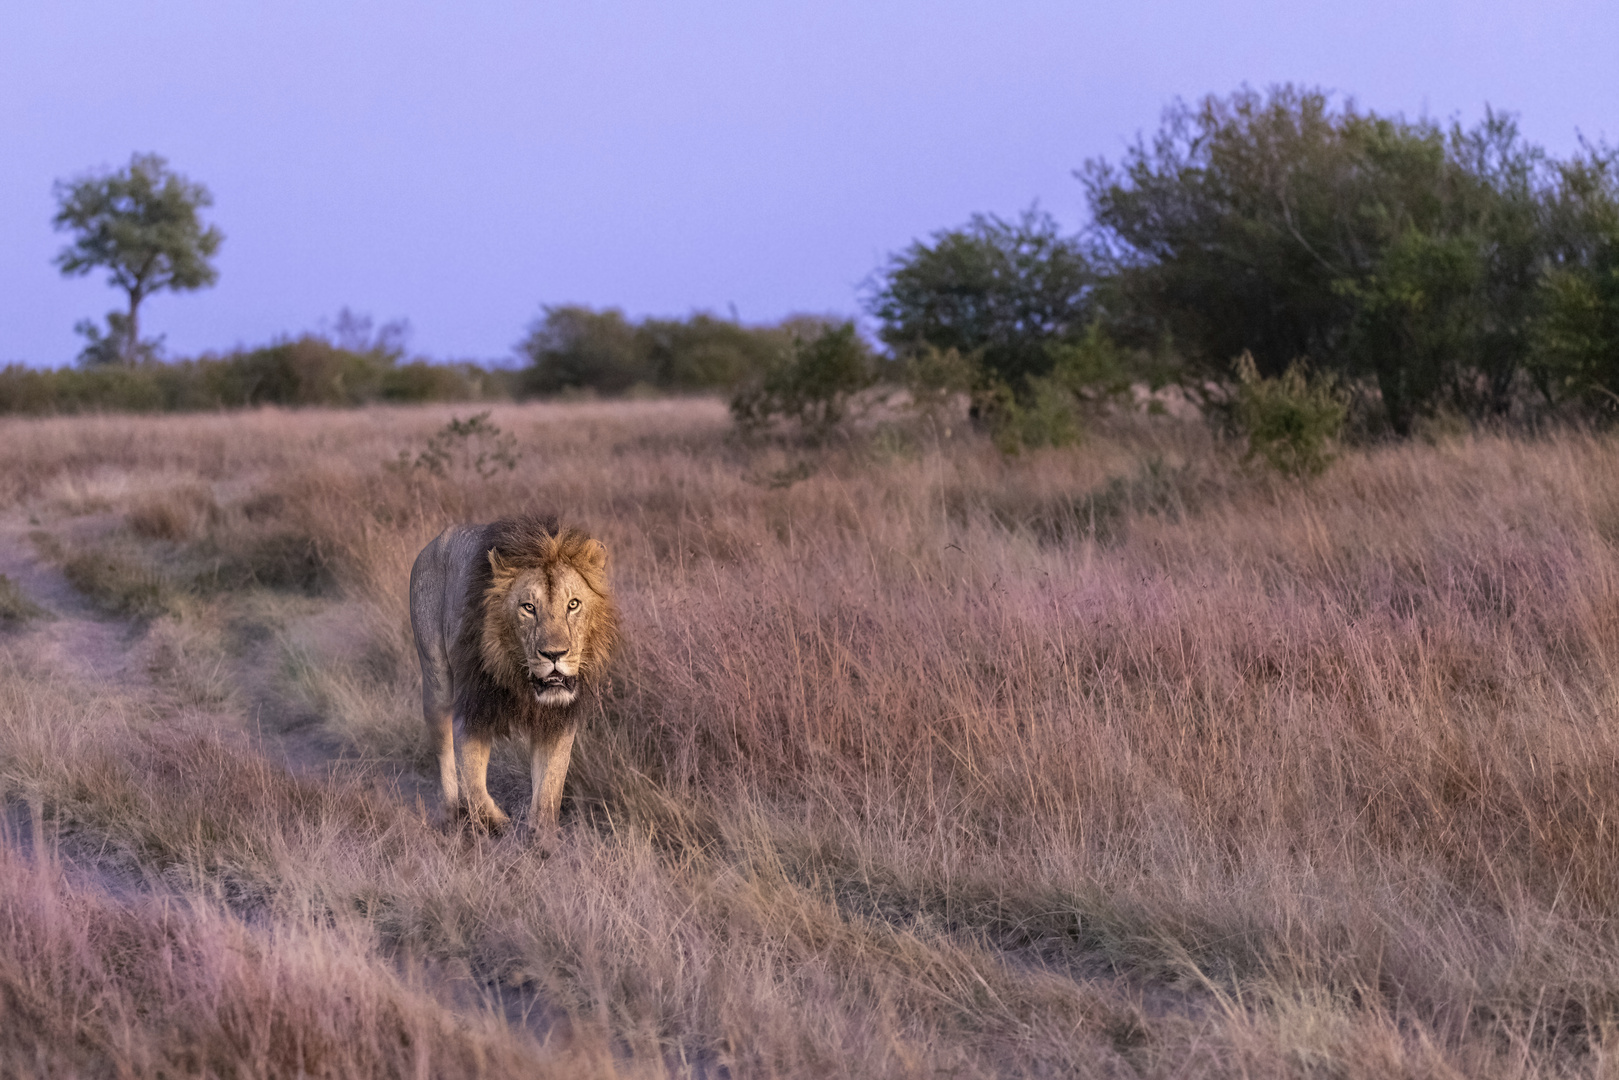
3, 1, 1614, 367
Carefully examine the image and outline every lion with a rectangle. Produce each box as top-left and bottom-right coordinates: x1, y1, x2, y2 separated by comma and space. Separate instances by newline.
409, 515, 618, 840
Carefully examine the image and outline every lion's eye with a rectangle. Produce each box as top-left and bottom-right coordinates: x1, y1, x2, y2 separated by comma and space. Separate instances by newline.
567, 598, 581, 611
521, 603, 535, 614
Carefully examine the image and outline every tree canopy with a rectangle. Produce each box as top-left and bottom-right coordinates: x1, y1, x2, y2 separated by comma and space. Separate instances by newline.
1080, 87, 1557, 432
515, 306, 795, 396
53, 153, 223, 365
866, 208, 1094, 393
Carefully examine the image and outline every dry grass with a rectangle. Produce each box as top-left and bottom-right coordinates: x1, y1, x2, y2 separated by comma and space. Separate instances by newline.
3, 398, 1619, 1077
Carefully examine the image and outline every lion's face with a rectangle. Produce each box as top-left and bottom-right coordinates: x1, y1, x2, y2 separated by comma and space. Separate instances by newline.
481, 534, 616, 710
502, 565, 596, 706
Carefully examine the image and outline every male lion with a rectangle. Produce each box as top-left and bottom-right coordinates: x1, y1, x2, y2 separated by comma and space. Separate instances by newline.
409, 516, 618, 839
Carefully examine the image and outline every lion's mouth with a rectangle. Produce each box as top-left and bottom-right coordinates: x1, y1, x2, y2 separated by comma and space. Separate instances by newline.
530, 672, 578, 695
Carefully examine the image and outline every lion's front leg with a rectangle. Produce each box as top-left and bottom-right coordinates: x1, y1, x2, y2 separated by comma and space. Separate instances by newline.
460, 729, 510, 831
527, 722, 577, 843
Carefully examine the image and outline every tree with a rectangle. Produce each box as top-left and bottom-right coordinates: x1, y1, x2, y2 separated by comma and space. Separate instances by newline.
1530, 146, 1619, 408
53, 153, 223, 365
515, 305, 652, 395
638, 312, 787, 390
1082, 87, 1549, 433
867, 207, 1095, 393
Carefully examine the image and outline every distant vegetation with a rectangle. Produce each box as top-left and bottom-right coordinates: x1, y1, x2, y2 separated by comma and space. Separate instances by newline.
1080, 87, 1619, 435
0, 308, 822, 415
0, 323, 501, 414
515, 305, 812, 395
19, 85, 1619, 453
871, 85, 1619, 447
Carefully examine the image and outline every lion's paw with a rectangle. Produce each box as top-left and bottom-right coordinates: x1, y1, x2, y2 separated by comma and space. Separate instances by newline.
525, 821, 561, 857
465, 801, 511, 834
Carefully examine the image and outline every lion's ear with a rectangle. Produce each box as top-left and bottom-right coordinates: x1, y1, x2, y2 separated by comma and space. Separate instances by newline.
582, 538, 608, 571
487, 549, 512, 577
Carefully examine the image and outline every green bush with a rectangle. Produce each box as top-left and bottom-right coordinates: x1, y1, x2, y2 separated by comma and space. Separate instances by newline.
379, 361, 489, 402
392, 411, 520, 479
973, 378, 1081, 455
1230, 352, 1348, 477
899, 345, 976, 429
640, 312, 789, 389
730, 322, 874, 437
1083, 87, 1550, 433
516, 306, 650, 395
516, 306, 800, 396
210, 337, 392, 406
972, 325, 1137, 454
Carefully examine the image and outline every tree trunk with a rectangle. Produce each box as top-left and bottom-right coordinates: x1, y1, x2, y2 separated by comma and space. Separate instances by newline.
125, 290, 141, 365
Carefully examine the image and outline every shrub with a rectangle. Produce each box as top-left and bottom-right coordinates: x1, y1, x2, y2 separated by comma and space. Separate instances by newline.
1230, 352, 1348, 477
392, 411, 520, 479
1529, 148, 1619, 411
209, 336, 392, 407
973, 325, 1136, 454
900, 344, 976, 423
973, 377, 1081, 454
729, 322, 874, 437
0, 311, 504, 415
516, 306, 650, 395
639, 312, 789, 390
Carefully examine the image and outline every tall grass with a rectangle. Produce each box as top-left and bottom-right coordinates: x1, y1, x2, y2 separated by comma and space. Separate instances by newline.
3, 398, 1618, 1076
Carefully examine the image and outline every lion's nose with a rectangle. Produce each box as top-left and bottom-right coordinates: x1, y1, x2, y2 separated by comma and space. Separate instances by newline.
538, 648, 568, 664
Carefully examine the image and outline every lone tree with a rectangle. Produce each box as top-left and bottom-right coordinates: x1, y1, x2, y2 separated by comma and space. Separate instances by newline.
53, 153, 223, 365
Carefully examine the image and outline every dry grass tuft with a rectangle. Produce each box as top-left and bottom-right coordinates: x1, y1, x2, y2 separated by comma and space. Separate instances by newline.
127, 483, 222, 542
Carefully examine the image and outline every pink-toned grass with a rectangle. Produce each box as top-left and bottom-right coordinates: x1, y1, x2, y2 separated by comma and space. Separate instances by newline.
3, 398, 1619, 1076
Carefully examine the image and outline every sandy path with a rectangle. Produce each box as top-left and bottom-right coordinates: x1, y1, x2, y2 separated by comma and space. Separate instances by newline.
0, 515, 155, 894
0, 517, 135, 685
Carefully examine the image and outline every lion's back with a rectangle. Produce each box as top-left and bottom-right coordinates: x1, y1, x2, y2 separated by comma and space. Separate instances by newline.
410, 523, 488, 713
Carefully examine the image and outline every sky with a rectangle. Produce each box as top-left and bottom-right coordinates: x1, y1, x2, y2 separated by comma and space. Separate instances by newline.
2, 1, 1615, 367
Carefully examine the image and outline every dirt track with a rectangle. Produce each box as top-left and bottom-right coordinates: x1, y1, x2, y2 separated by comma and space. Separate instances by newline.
0, 516, 131, 685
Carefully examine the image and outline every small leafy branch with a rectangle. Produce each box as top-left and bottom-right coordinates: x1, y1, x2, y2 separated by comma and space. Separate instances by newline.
394, 411, 520, 479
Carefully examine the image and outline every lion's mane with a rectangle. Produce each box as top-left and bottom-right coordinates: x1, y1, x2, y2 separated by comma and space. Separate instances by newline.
448, 515, 619, 740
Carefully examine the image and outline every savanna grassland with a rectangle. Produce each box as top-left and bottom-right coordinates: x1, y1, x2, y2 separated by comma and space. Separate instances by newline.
2, 398, 1618, 1078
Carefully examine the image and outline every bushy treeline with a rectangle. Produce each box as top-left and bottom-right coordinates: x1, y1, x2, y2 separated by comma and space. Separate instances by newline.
871, 86, 1619, 439
0, 306, 826, 415
0, 337, 503, 415
514, 305, 832, 395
